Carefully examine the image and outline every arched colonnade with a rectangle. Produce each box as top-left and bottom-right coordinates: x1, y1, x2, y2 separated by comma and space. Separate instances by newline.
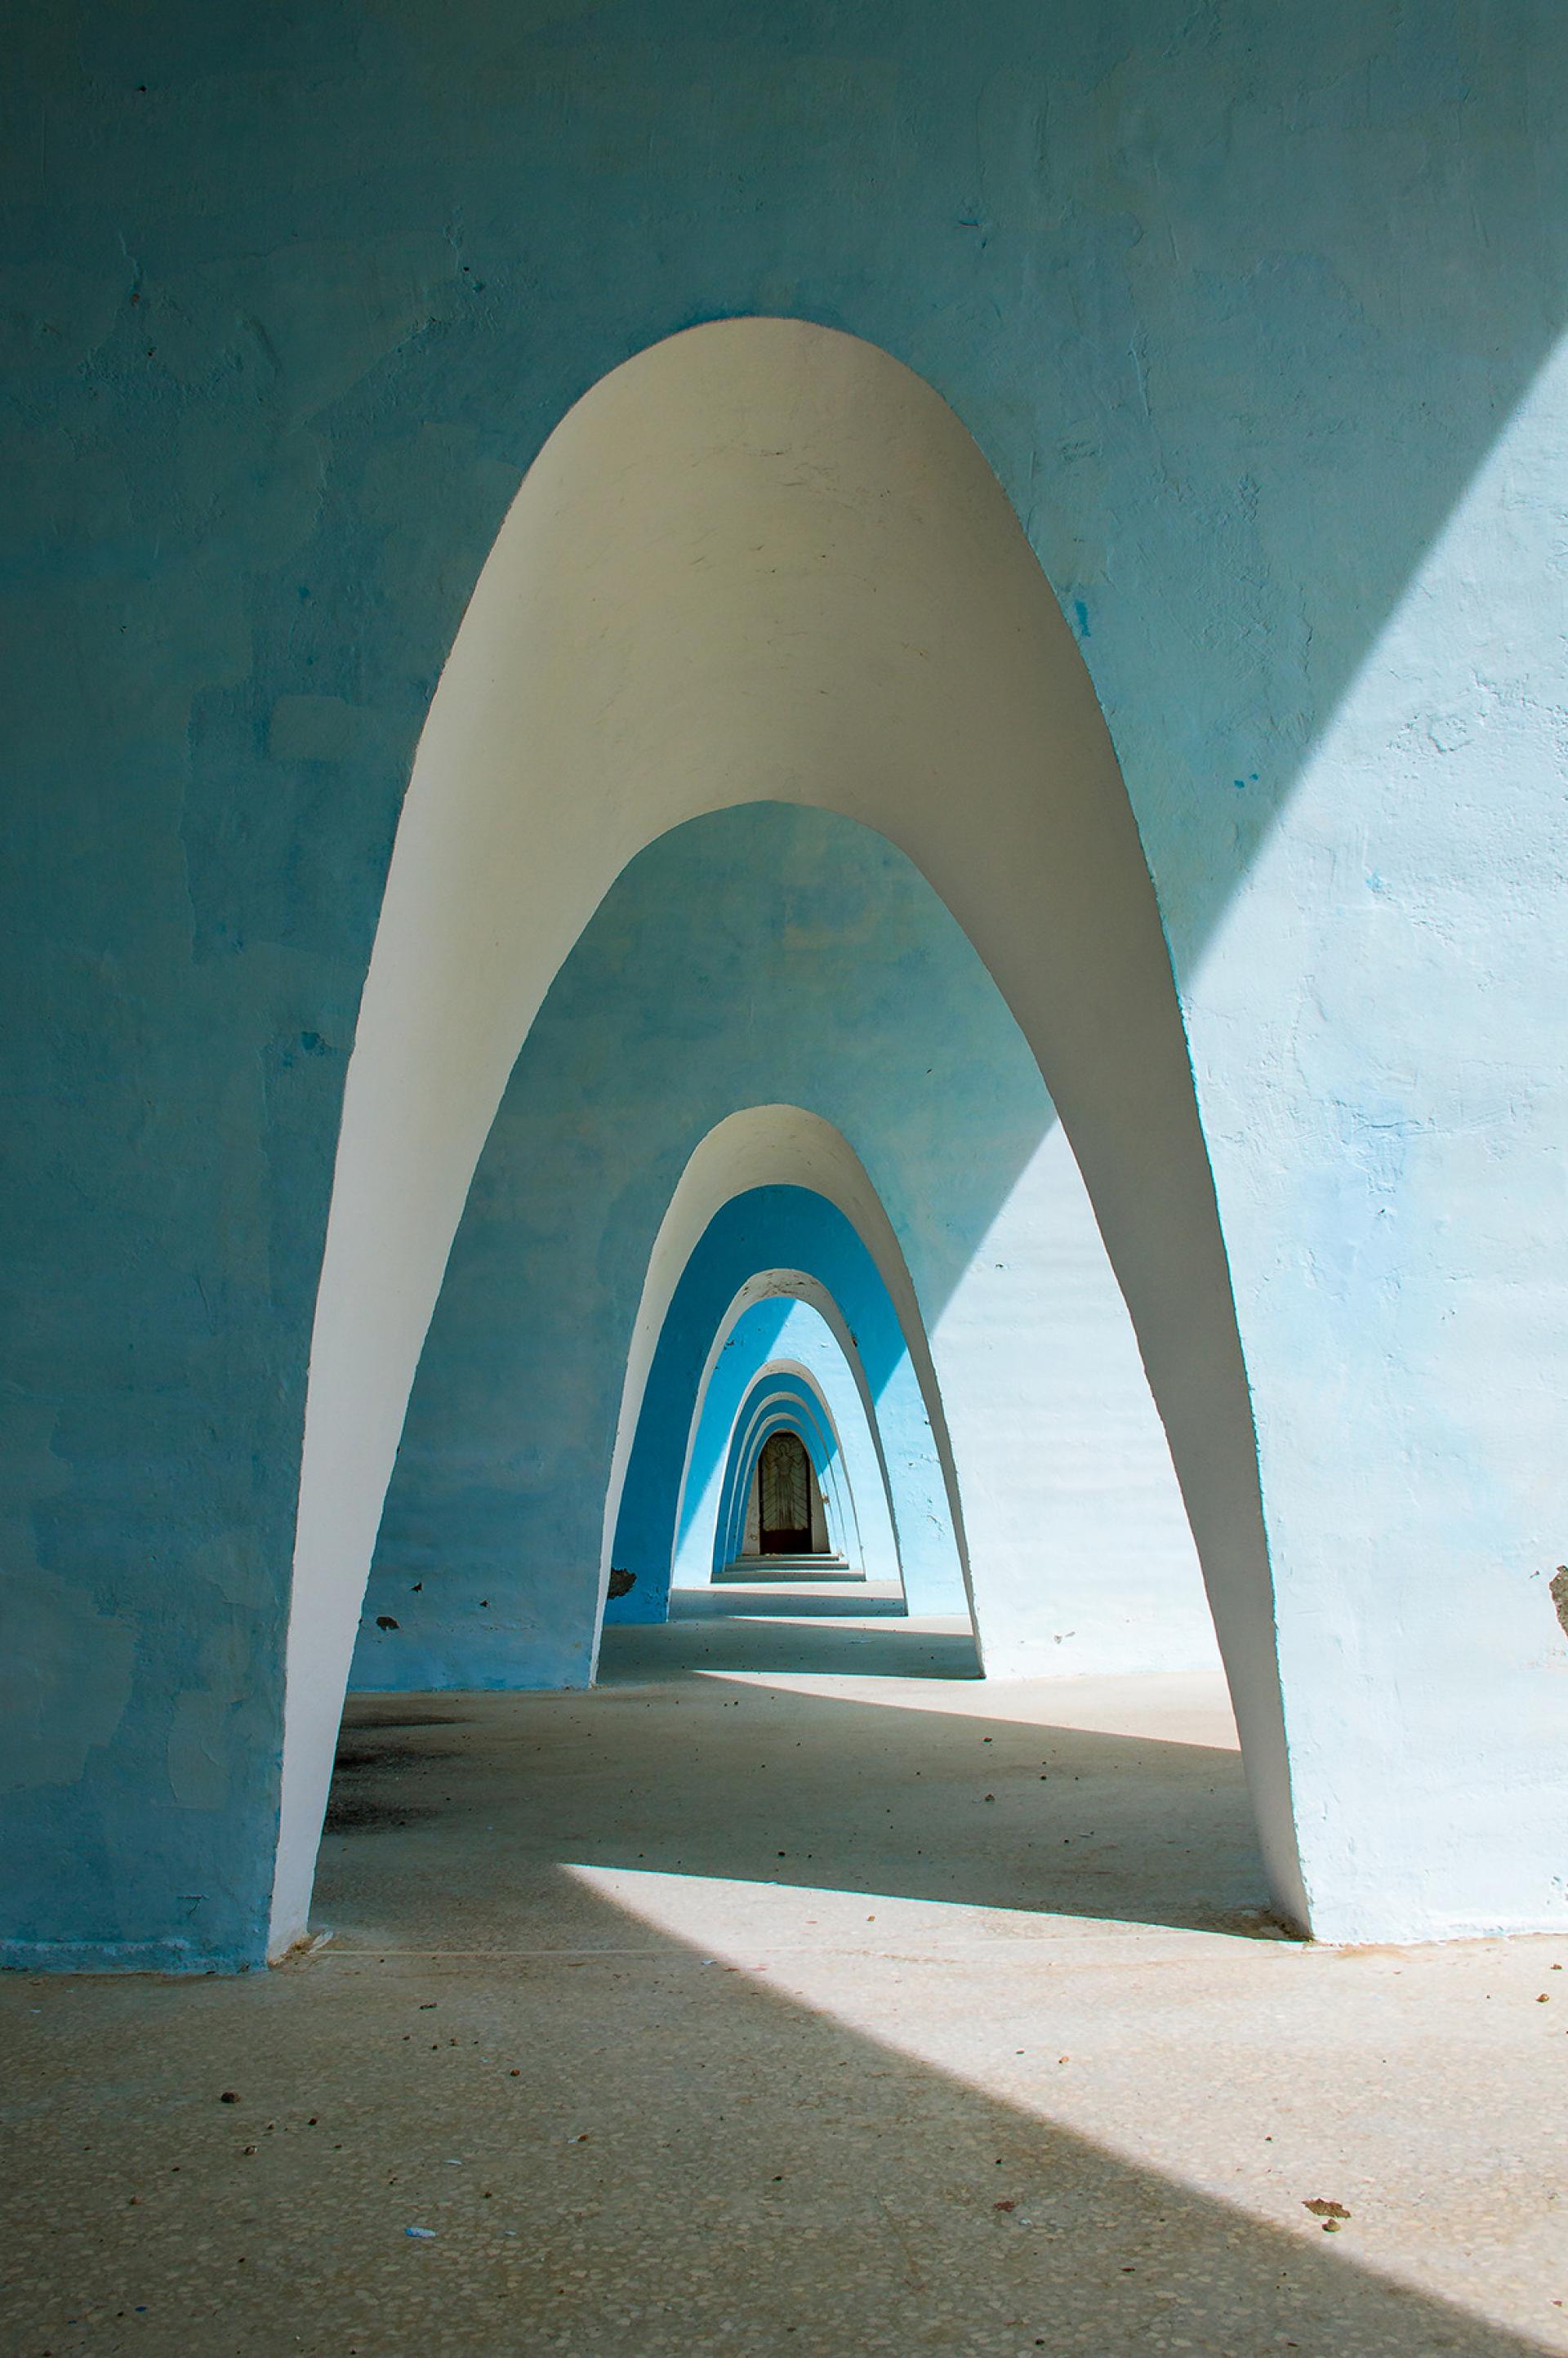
272, 317, 1304, 1953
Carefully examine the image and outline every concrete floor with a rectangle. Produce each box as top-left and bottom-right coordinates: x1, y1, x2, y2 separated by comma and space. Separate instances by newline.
3, 1611, 1564, 2356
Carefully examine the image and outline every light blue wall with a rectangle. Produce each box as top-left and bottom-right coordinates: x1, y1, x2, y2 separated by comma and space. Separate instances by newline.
6, 1, 1566, 1960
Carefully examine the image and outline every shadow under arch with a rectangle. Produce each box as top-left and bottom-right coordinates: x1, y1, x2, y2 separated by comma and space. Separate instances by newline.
273, 316, 1303, 1953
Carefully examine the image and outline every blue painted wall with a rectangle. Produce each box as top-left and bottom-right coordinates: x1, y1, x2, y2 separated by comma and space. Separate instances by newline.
6, 1, 1566, 1959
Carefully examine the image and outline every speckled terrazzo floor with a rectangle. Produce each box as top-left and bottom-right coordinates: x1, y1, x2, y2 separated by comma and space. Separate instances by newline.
3, 1616, 1564, 2357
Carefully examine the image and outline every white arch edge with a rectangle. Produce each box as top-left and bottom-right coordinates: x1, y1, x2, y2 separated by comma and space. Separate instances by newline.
588, 1106, 973, 1683
669, 1277, 910, 1598
269, 314, 1307, 1955
719, 1376, 858, 1569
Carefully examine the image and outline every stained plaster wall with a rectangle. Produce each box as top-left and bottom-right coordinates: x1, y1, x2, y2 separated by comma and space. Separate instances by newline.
6, 2, 1566, 1964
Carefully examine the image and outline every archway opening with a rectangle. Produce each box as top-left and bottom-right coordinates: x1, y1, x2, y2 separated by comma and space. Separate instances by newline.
282, 318, 1303, 1957
755, 1429, 822, 1558
703, 1353, 868, 1589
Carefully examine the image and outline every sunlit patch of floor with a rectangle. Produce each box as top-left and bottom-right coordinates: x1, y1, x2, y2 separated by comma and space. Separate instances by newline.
559, 1854, 1566, 2343
3, 1641, 1564, 2357
559, 1861, 1266, 1958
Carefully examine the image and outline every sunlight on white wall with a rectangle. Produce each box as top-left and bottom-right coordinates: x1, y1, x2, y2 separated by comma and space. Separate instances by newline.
929, 1123, 1218, 1680
1182, 329, 1568, 1941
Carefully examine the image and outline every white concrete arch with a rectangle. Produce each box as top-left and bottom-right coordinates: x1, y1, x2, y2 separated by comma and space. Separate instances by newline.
271, 317, 1304, 1953
720, 1383, 855, 1568
598, 1112, 972, 1634
710, 1361, 875, 1577
670, 1274, 909, 1598
694, 1382, 852, 1575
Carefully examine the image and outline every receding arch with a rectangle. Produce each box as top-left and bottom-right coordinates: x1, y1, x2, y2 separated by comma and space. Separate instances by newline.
724, 1390, 844, 1566
682, 1295, 884, 1581
608, 1171, 966, 1636
670, 1288, 906, 1598
272, 317, 1305, 1953
686, 1359, 861, 1586
709, 1363, 874, 1579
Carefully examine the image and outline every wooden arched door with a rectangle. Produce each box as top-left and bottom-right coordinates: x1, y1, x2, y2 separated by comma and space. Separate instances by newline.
757, 1429, 814, 1554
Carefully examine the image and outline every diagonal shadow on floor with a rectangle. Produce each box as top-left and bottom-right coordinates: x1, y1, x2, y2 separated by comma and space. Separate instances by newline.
3, 1852, 1557, 2358
13, 1677, 1552, 2358
327, 1656, 1259, 1946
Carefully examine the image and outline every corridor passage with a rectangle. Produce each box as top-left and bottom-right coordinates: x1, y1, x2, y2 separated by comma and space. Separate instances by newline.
3, 1625, 1562, 2356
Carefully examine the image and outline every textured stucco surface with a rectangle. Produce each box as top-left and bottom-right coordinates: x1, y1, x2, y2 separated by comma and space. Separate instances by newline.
5, 2, 1567, 1964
